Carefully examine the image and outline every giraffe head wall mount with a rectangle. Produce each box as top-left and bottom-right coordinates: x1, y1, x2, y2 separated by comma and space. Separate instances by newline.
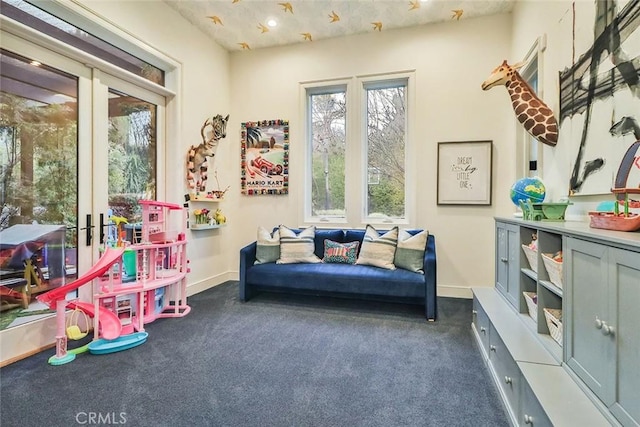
482, 60, 558, 147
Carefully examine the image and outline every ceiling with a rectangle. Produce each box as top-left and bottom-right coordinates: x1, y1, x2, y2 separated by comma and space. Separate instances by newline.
163, 0, 515, 52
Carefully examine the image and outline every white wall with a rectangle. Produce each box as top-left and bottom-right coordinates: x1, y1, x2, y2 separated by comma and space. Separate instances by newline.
229, 13, 515, 297
511, 1, 626, 216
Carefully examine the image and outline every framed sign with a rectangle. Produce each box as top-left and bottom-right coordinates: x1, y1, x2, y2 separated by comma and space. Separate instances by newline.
240, 119, 289, 195
437, 140, 493, 205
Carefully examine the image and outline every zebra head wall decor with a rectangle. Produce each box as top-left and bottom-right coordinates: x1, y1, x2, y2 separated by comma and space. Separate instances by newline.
186, 114, 229, 193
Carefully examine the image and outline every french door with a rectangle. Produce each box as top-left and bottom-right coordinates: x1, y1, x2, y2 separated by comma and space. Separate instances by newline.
0, 31, 164, 326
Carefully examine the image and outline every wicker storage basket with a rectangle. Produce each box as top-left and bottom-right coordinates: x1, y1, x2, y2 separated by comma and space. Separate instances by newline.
521, 244, 538, 273
523, 291, 538, 322
544, 308, 563, 346
541, 253, 563, 289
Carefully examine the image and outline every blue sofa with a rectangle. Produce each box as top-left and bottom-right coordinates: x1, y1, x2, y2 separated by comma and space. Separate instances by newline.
239, 228, 437, 321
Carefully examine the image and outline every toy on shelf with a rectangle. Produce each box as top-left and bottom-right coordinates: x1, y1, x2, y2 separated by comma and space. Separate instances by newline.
37, 200, 190, 365
589, 189, 640, 231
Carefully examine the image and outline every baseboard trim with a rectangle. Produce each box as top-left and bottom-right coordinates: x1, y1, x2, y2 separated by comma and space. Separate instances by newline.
186, 271, 236, 296
438, 285, 475, 299
0, 343, 56, 368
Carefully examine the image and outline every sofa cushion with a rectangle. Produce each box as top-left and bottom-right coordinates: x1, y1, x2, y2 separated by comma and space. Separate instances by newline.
314, 229, 346, 258
246, 262, 425, 298
323, 240, 359, 264
255, 226, 280, 264
355, 225, 398, 270
277, 225, 321, 264
395, 229, 429, 274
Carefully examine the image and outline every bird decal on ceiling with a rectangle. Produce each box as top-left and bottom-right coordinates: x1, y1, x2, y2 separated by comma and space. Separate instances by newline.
301, 32, 312, 41
238, 42, 251, 50
329, 11, 340, 23
451, 9, 464, 20
257, 23, 269, 33
232, 0, 240, 3
372, 22, 383, 31
409, 1, 420, 10
207, 16, 223, 25
279, 2, 293, 13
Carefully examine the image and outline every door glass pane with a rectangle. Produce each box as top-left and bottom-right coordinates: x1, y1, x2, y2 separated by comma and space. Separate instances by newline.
365, 82, 406, 220
107, 89, 156, 244
1, 0, 165, 85
0, 49, 78, 329
309, 90, 346, 219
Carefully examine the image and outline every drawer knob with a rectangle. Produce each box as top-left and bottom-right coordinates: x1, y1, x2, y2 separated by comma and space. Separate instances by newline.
472, 310, 478, 315
480, 327, 486, 334
504, 376, 512, 385
500, 257, 508, 263
524, 414, 533, 424
595, 317, 603, 329
602, 322, 615, 336
490, 345, 496, 352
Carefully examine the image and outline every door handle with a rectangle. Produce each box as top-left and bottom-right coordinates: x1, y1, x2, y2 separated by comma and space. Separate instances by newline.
78, 214, 94, 246
99, 213, 105, 244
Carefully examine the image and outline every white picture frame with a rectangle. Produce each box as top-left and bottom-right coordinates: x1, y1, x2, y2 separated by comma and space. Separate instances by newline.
437, 141, 493, 205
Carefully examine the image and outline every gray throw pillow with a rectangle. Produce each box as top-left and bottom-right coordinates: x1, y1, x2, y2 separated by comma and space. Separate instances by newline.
254, 226, 280, 264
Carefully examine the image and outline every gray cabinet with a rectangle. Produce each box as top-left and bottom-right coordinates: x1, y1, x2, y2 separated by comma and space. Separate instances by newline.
566, 237, 640, 426
496, 222, 520, 307
495, 220, 563, 361
484, 218, 640, 426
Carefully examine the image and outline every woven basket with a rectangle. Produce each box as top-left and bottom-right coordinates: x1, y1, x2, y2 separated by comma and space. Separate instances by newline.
544, 308, 563, 346
521, 244, 538, 273
523, 291, 538, 323
541, 253, 563, 289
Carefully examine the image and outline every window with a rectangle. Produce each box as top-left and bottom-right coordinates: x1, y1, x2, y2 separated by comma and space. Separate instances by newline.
307, 87, 346, 219
304, 74, 411, 227
364, 81, 406, 220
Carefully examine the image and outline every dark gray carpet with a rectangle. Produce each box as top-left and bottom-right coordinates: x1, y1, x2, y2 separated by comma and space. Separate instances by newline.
0, 281, 508, 427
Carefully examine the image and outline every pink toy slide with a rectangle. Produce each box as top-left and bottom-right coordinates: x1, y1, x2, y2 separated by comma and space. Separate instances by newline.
67, 301, 121, 340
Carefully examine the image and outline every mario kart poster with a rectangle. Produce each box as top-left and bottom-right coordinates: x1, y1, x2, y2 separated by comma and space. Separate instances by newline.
240, 120, 289, 195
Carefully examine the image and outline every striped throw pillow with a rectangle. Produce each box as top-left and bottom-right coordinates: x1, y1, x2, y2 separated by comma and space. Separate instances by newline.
277, 225, 321, 264
254, 226, 280, 264
394, 229, 428, 274
355, 225, 398, 270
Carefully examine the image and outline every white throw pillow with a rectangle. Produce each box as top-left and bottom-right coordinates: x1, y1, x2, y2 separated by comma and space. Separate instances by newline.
394, 229, 429, 274
254, 226, 280, 264
277, 225, 321, 264
355, 225, 398, 270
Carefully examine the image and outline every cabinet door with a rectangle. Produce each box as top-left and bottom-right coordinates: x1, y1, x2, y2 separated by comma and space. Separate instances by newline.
521, 379, 552, 427
609, 248, 640, 426
489, 325, 521, 421
496, 223, 509, 297
496, 222, 519, 308
472, 297, 491, 357
565, 238, 615, 405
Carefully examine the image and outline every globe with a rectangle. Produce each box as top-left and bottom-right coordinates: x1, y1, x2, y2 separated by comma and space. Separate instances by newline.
510, 177, 546, 207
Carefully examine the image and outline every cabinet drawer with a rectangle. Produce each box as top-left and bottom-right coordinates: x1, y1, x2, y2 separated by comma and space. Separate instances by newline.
521, 377, 552, 427
489, 324, 521, 419
473, 297, 491, 356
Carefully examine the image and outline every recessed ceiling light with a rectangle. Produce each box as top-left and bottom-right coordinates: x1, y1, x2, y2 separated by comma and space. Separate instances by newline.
30, 60, 41, 66
267, 19, 277, 27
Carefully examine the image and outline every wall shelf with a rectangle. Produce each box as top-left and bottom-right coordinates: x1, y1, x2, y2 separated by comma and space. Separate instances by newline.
190, 224, 226, 230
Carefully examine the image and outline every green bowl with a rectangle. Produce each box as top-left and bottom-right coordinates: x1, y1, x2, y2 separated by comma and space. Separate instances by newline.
533, 202, 571, 221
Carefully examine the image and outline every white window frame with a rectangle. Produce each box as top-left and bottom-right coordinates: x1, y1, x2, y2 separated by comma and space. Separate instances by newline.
518, 36, 546, 180
300, 71, 416, 229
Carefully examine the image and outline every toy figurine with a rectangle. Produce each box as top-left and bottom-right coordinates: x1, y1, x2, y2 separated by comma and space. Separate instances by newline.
214, 209, 226, 224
